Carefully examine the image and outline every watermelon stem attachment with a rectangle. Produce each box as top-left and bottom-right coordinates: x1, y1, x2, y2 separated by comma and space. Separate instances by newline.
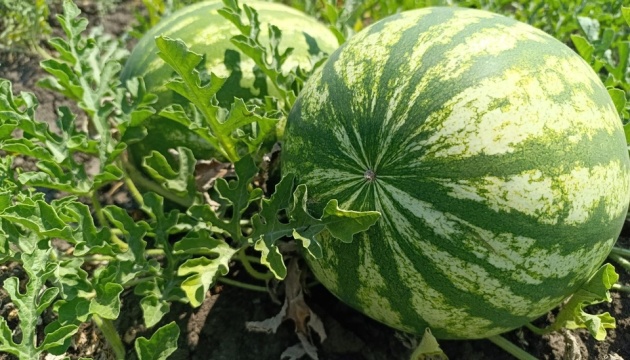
364, 169, 376, 182
486, 335, 537, 360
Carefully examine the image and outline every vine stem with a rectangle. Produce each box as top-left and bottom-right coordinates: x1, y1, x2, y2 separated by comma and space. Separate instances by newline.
122, 160, 192, 208
123, 276, 156, 288
93, 315, 125, 360
610, 246, 630, 258
32, 42, 52, 61
236, 248, 274, 281
608, 252, 630, 272
612, 283, 630, 292
486, 335, 538, 360
524, 323, 545, 335
90, 192, 108, 227
217, 277, 268, 292
120, 161, 145, 206
91, 192, 128, 251
62, 249, 164, 263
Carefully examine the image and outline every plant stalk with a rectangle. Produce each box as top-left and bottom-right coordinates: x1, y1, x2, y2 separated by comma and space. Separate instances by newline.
612, 283, 630, 293
608, 252, 630, 272
91, 192, 129, 251
487, 335, 538, 360
120, 162, 146, 206
236, 248, 274, 281
123, 276, 156, 288
93, 315, 125, 360
123, 160, 192, 208
610, 246, 630, 258
217, 277, 268, 292
524, 323, 545, 335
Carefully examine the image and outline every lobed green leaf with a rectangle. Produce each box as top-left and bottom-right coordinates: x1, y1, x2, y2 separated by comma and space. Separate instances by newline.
90, 282, 124, 320
38, 324, 80, 352
250, 174, 380, 279
538, 263, 619, 340
135, 322, 180, 360
142, 147, 198, 203
177, 242, 237, 307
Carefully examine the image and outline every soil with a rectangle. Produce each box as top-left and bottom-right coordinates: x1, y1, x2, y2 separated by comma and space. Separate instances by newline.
1, 1, 629, 359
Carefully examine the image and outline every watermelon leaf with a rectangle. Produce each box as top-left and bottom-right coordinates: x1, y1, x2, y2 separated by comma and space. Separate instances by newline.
138, 292, 171, 329
188, 155, 262, 242
532, 263, 618, 340
177, 246, 237, 307
608, 88, 627, 118
410, 328, 448, 360
319, 198, 382, 243
570, 34, 594, 61
142, 146, 198, 204
0, 247, 78, 358
251, 174, 381, 279
154, 36, 276, 162
89, 282, 124, 320
623, 7, 630, 26
624, 122, 630, 145
219, 0, 295, 106
218, 0, 333, 113
135, 322, 180, 360
2, 23, 131, 196
38, 0, 127, 161
157, 103, 222, 152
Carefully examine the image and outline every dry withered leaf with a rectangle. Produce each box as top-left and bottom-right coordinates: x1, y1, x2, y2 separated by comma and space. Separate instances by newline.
245, 298, 288, 334
246, 257, 327, 360
194, 158, 232, 192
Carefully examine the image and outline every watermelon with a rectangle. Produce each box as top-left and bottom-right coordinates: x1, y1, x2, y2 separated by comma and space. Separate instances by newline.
120, 0, 339, 166
282, 7, 630, 339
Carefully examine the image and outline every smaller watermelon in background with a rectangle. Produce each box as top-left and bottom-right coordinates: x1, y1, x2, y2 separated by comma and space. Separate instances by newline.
120, 0, 339, 168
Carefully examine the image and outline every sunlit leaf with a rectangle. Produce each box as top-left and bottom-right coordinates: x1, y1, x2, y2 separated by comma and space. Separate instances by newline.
135, 322, 180, 360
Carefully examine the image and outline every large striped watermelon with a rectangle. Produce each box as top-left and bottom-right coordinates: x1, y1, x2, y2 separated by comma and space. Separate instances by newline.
282, 7, 630, 339
121, 0, 339, 165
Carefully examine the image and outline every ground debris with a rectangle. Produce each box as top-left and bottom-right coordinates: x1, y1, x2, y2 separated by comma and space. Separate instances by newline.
246, 258, 326, 359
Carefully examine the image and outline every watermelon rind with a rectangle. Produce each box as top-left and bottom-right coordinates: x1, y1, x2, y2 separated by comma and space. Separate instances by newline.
282, 6, 630, 339
121, 0, 339, 168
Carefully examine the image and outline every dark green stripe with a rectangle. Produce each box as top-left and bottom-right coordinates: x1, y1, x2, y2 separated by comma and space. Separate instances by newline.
283, 6, 629, 339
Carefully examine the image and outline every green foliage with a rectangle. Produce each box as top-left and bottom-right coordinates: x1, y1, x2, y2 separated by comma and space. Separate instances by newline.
134, 321, 180, 360
0, 0, 51, 56
528, 264, 619, 341
0, 246, 78, 358
219, 0, 314, 112
251, 174, 380, 278
152, 35, 277, 162
38, 0, 129, 164
0, 0, 379, 357
0, 191, 126, 357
